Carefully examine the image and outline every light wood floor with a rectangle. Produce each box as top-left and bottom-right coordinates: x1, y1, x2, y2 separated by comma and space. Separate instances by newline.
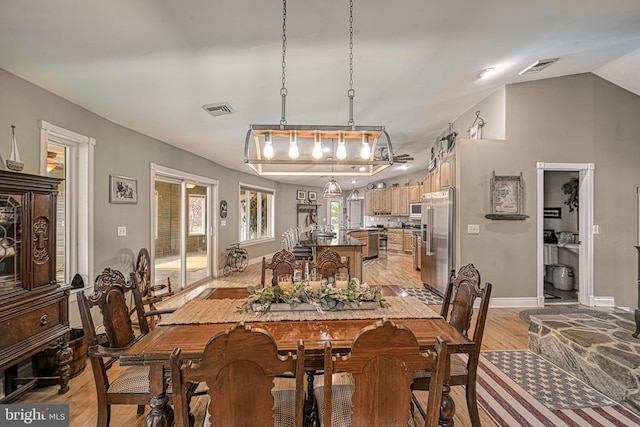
12, 252, 529, 427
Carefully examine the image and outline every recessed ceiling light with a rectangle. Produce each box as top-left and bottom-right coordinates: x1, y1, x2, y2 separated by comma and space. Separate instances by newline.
351, 179, 357, 184
359, 167, 366, 172
322, 147, 331, 153
479, 67, 496, 79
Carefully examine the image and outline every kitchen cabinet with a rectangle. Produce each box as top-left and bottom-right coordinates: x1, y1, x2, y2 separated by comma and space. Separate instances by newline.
409, 185, 421, 203
422, 154, 456, 194
371, 188, 392, 215
403, 230, 413, 253
364, 190, 373, 216
439, 155, 455, 190
391, 187, 400, 216
386, 229, 404, 252
0, 171, 71, 402
349, 231, 369, 257
399, 186, 409, 216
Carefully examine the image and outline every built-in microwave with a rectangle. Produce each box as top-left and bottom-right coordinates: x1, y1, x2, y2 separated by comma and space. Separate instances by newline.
409, 203, 422, 219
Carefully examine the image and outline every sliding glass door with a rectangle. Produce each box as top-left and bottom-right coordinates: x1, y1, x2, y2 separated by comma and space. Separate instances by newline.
153, 167, 217, 290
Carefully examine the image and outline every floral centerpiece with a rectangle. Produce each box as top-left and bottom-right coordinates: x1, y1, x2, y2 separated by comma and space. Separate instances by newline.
237, 278, 388, 313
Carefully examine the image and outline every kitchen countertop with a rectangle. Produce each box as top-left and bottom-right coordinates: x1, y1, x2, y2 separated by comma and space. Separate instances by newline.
299, 231, 365, 247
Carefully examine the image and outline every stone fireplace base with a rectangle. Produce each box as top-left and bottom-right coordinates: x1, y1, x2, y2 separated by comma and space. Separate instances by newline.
527, 309, 640, 414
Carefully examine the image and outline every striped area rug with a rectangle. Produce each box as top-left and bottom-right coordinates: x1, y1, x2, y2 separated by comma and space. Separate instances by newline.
477, 350, 640, 426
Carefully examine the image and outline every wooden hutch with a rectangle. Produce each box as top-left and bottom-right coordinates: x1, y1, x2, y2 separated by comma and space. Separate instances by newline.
0, 170, 71, 402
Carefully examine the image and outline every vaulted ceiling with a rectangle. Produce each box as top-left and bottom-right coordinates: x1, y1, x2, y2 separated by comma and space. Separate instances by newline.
1, 0, 639, 187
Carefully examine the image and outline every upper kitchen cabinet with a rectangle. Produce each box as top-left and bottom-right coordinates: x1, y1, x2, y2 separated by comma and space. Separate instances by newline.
423, 154, 456, 193
409, 185, 421, 202
364, 190, 374, 216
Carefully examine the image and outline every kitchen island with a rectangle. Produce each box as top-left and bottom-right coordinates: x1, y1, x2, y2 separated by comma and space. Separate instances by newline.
300, 231, 364, 281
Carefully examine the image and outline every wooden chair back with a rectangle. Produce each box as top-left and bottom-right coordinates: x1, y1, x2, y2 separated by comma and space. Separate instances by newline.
441, 263, 492, 344
77, 269, 155, 427
261, 249, 304, 286
170, 323, 305, 427
322, 320, 447, 427
131, 248, 174, 328
310, 250, 350, 280
92, 267, 150, 347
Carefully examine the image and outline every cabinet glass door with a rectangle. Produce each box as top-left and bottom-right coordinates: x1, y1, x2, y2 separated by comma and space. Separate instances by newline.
0, 194, 22, 292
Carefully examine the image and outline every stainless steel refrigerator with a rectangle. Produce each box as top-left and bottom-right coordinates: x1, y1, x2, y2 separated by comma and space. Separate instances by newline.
420, 188, 455, 296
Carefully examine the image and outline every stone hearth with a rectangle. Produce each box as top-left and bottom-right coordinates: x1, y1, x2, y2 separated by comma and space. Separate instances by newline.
527, 310, 640, 414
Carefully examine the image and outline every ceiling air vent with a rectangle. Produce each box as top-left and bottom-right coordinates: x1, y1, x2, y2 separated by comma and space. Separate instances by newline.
518, 58, 559, 75
202, 102, 234, 117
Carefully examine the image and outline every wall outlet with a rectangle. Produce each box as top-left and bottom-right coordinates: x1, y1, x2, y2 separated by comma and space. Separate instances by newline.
117, 226, 127, 237
467, 224, 480, 234
220, 220, 226, 227
592, 224, 599, 234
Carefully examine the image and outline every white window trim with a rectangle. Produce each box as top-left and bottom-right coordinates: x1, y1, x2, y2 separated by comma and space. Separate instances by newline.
39, 120, 95, 300
239, 182, 276, 244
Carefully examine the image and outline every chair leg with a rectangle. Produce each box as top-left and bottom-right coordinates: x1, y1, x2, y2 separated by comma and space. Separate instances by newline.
466, 380, 481, 427
97, 404, 110, 427
137, 404, 146, 416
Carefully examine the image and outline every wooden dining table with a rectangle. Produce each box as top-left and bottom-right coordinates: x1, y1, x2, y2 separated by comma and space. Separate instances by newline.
121, 285, 473, 427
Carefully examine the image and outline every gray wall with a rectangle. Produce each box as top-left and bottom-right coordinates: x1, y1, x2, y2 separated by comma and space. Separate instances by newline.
456, 73, 640, 305
0, 68, 324, 283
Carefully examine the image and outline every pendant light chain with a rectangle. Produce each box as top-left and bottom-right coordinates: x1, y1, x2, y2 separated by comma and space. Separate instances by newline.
347, 0, 355, 128
280, 0, 288, 127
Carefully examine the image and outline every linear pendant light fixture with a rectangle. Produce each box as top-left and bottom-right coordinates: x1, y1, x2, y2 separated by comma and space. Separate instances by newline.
244, 0, 394, 177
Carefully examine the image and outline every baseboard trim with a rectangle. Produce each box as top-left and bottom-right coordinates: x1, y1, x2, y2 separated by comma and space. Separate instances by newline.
590, 296, 615, 307
489, 297, 541, 308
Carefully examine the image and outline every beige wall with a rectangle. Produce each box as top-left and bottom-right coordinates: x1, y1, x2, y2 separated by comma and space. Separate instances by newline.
456, 73, 640, 306
0, 68, 324, 286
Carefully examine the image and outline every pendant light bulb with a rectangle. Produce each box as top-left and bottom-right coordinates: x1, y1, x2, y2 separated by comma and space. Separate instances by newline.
312, 132, 323, 160
288, 130, 299, 159
360, 133, 371, 159
336, 132, 347, 160
263, 131, 274, 160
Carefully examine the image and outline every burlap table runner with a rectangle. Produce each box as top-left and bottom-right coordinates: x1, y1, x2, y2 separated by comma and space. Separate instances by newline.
158, 296, 440, 325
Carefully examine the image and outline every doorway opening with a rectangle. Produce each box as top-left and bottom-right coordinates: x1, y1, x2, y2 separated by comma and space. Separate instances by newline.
150, 164, 218, 292
536, 163, 594, 307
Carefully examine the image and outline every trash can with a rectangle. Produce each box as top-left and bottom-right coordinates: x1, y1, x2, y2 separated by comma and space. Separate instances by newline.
552, 265, 574, 291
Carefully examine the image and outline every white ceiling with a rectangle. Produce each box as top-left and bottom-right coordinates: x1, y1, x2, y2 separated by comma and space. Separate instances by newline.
1, 0, 639, 188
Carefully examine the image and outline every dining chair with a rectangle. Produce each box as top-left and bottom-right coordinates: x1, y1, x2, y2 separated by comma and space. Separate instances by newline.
77, 267, 194, 427
309, 250, 350, 281
170, 322, 305, 427
314, 319, 447, 427
130, 248, 174, 328
411, 263, 492, 427
261, 248, 305, 286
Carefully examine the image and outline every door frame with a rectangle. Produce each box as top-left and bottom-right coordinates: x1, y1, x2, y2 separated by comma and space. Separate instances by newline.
536, 162, 594, 306
150, 163, 219, 289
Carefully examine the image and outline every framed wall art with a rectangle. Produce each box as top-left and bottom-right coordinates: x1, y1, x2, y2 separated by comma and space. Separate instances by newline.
109, 174, 138, 204
308, 191, 317, 201
296, 190, 306, 201
486, 171, 528, 220
543, 207, 562, 219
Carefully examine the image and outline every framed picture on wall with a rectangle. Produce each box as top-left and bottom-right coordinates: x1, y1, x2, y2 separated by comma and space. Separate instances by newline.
308, 191, 317, 201
296, 190, 306, 200
544, 207, 562, 219
109, 174, 138, 204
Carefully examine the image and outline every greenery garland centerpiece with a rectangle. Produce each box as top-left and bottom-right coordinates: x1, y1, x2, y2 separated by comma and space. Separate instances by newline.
237, 278, 388, 313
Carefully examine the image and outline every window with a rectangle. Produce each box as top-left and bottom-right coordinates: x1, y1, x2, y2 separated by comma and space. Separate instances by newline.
239, 183, 275, 243
40, 121, 95, 290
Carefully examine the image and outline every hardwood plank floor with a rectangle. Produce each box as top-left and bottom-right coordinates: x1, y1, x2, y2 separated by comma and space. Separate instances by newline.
10, 252, 528, 427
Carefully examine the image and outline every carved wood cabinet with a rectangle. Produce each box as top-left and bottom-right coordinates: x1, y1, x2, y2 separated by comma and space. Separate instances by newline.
0, 170, 71, 401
